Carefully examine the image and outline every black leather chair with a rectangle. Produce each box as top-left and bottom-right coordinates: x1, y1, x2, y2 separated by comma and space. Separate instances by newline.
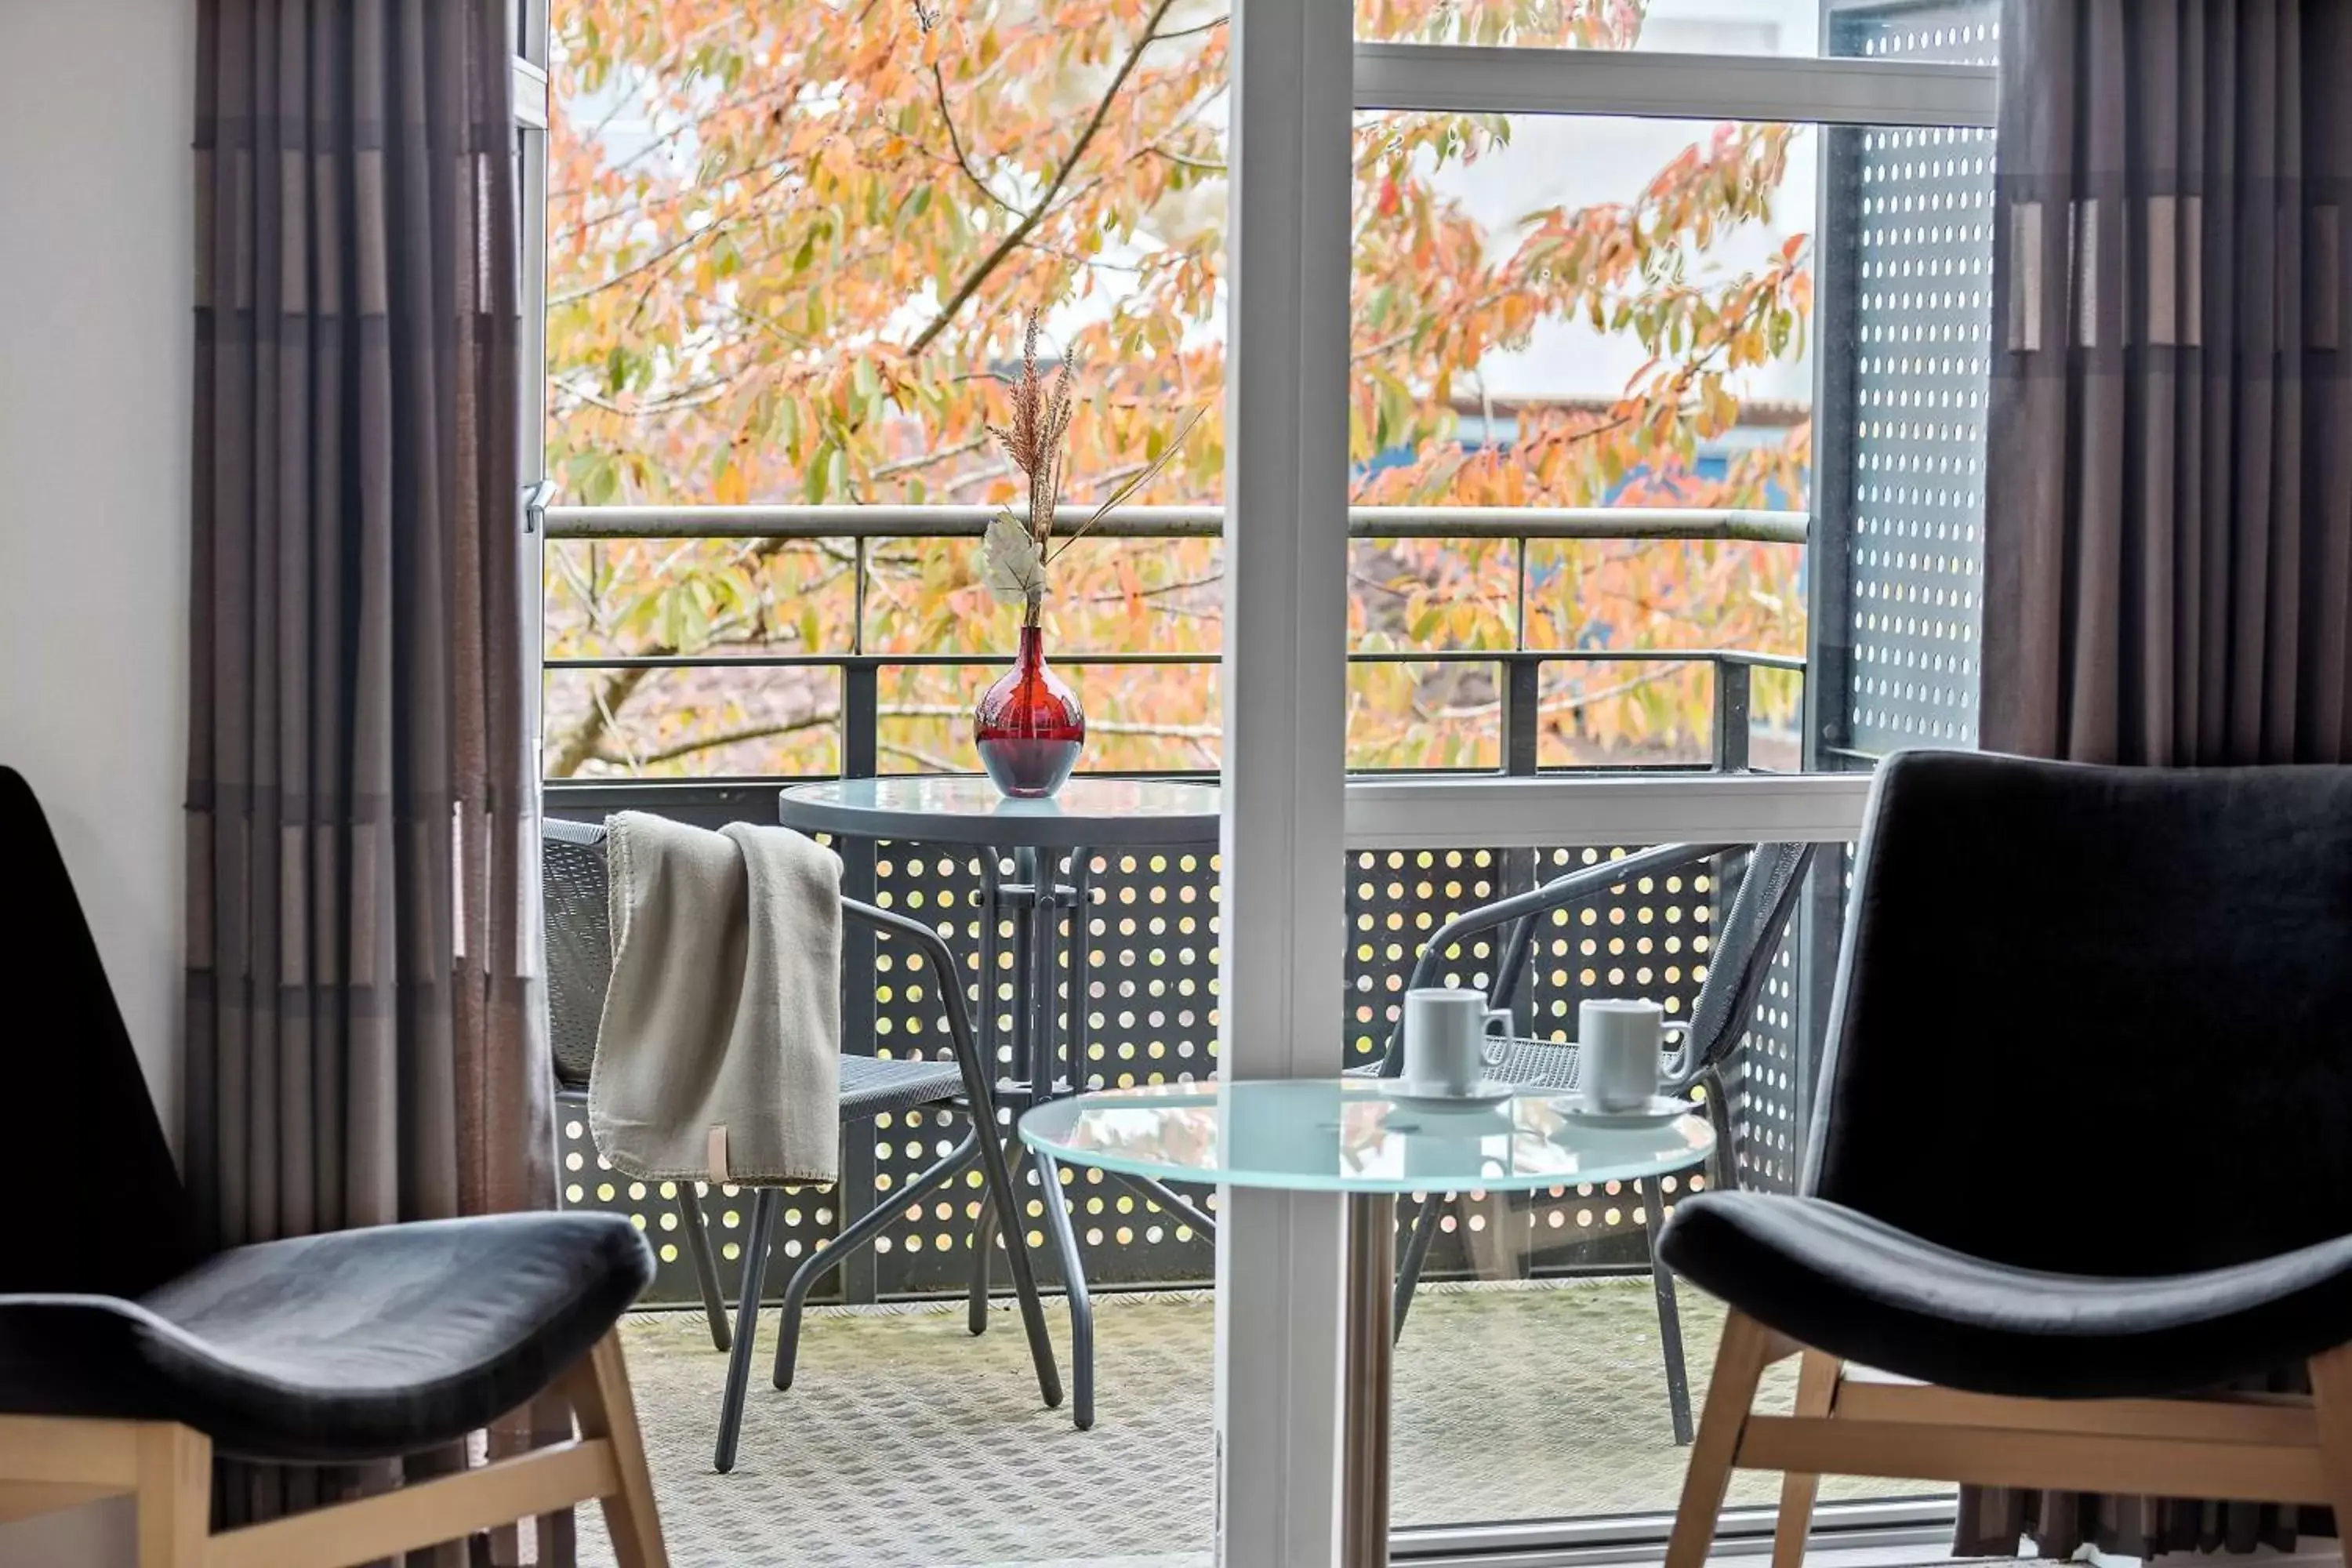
0, 766, 668, 1566
1658, 751, 2352, 1568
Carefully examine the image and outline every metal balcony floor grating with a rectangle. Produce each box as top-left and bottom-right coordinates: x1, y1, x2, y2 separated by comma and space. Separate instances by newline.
580, 1278, 1919, 1568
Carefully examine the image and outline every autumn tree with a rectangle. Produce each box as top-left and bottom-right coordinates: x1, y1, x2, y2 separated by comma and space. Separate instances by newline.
543, 0, 1812, 779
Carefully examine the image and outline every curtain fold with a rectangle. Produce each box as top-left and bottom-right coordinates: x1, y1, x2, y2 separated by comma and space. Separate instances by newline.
1984, 0, 2352, 767
187, 0, 561, 1559
1973, 0, 2352, 1554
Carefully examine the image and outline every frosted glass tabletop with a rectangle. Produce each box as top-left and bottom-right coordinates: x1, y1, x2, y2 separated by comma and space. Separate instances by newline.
779, 776, 1219, 848
1017, 1079, 1713, 1194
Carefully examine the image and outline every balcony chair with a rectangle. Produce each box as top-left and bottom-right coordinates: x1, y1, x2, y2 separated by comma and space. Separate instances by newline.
1659, 752, 2352, 1568
545, 820, 737, 1352
539, 818, 1062, 1475
0, 766, 668, 1567
1357, 839, 1817, 1445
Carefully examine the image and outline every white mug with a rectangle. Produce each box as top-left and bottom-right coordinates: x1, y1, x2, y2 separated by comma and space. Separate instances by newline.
1578, 998, 1664, 1112
1403, 988, 1512, 1097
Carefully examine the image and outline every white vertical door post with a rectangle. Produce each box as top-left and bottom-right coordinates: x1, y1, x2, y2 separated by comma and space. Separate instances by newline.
1214, 0, 1356, 1563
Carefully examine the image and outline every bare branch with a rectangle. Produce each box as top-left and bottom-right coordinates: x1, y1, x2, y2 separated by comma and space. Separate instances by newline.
931, 60, 1022, 218
619, 712, 840, 768
908, 0, 1187, 355
874, 434, 991, 481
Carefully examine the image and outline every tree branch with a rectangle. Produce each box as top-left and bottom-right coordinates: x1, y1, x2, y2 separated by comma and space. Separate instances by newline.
615, 712, 840, 768
931, 60, 1022, 218
874, 434, 989, 480
550, 665, 652, 778
907, 0, 1186, 355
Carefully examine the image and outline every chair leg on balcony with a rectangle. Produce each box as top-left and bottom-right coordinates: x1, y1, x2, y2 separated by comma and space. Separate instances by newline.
970, 1151, 1001, 1337
1392, 1192, 1446, 1343
676, 1184, 731, 1352
973, 1117, 1064, 1410
1650, 1197, 1694, 1446
773, 1131, 982, 1392
1029, 1145, 1095, 1430
713, 1186, 779, 1474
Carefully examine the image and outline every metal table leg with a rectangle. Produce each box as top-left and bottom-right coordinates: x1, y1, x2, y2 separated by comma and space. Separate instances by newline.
1022, 845, 1096, 1428
1341, 1191, 1397, 1567
1064, 846, 1094, 1096
969, 854, 1005, 1335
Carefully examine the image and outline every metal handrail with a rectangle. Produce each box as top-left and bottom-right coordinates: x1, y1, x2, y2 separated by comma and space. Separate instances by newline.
545, 503, 1809, 545
543, 501, 1809, 776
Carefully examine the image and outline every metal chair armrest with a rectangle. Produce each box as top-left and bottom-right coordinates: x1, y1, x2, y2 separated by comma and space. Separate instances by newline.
840, 898, 999, 1122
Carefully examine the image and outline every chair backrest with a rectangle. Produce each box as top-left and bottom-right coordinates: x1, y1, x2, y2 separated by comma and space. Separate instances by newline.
1809, 750, 2352, 1276
1681, 840, 1818, 1081
2, 767, 198, 1293
542, 818, 612, 1089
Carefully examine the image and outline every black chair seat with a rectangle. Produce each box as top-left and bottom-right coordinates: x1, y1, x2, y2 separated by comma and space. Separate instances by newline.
1661, 1191, 2352, 1400
0, 1213, 651, 1463
842, 1053, 967, 1119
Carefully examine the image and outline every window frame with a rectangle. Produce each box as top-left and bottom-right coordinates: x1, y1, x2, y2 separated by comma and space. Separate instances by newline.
1214, 16, 1998, 1566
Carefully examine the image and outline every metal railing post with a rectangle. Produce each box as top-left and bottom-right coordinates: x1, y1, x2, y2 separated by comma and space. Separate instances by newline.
1498, 654, 1543, 1029
1713, 660, 1753, 775
837, 662, 880, 1304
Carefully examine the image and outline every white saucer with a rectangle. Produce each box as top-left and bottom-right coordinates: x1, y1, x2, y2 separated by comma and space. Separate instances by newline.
1553, 1094, 1700, 1129
1385, 1080, 1516, 1110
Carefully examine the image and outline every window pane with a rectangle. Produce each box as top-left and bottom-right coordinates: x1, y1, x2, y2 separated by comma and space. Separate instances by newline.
1356, 0, 1821, 54
1352, 103, 1987, 1533
1350, 109, 1817, 774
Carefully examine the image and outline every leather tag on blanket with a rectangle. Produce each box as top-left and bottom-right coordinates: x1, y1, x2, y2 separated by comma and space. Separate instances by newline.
707, 1125, 730, 1186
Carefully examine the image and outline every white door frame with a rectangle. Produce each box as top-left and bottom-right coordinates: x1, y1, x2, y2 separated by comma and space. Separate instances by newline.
1212, 18, 1995, 1562
1214, 0, 1356, 1562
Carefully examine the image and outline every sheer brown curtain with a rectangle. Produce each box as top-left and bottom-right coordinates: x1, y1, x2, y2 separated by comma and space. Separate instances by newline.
1971, 0, 2352, 1554
186, 0, 559, 1556
1984, 0, 2352, 767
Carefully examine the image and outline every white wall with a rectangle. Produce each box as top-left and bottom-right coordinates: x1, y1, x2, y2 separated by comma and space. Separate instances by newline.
0, 0, 194, 1559
0, 0, 192, 1122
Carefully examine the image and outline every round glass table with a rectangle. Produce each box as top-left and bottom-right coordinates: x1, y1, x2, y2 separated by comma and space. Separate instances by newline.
1021, 1077, 1715, 1566
780, 775, 1221, 1430
777, 775, 1221, 851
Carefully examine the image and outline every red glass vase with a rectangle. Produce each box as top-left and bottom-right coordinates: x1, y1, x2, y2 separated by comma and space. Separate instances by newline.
974, 622, 1085, 798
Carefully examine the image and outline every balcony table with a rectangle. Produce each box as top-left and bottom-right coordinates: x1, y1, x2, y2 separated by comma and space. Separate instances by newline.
1019, 1078, 1715, 1567
780, 775, 1221, 1429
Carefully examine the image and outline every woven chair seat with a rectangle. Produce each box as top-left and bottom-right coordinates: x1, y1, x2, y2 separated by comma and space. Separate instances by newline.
841, 1054, 967, 1120
1347, 1034, 1585, 1091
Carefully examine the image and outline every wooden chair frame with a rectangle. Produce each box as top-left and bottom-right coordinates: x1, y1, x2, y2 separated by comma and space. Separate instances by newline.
1667, 1311, 2352, 1568
0, 1331, 666, 1568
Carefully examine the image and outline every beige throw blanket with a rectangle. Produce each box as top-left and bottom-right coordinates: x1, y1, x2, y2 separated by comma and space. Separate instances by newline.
590, 812, 842, 1186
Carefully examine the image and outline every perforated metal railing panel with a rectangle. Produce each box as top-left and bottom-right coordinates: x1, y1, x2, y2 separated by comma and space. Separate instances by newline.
1824, 0, 1999, 756
559, 834, 1830, 1307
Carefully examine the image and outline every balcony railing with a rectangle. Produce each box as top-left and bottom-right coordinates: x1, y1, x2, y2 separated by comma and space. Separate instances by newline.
543, 503, 1810, 782
543, 503, 1823, 1308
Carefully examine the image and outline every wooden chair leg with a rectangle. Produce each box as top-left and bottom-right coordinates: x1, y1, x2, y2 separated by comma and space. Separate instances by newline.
1664, 1310, 1777, 1568
134, 1424, 210, 1568
566, 1331, 670, 1568
2308, 1343, 2352, 1568
1771, 1352, 1842, 1568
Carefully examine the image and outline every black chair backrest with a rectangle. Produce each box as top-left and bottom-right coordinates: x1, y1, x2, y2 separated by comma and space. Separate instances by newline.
2, 767, 198, 1292
1809, 750, 2352, 1276
542, 818, 612, 1090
